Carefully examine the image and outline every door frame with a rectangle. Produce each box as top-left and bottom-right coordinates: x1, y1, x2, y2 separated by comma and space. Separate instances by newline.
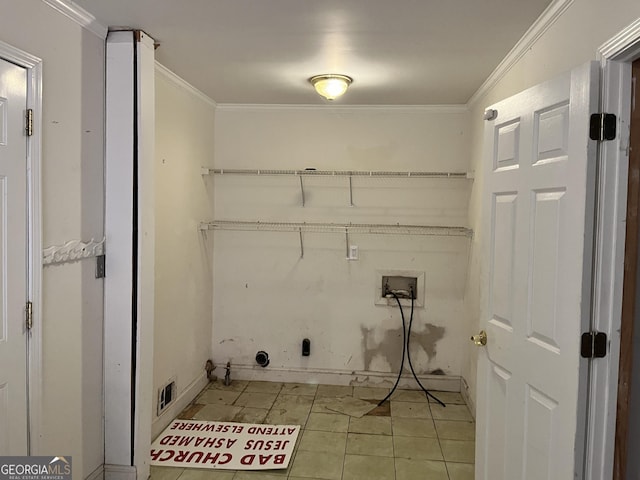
583, 19, 640, 479
0, 40, 43, 455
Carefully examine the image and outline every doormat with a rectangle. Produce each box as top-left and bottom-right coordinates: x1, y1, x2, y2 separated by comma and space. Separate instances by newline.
150, 419, 300, 470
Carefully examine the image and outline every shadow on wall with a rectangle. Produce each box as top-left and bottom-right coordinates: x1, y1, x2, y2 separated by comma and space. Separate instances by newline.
361, 324, 445, 374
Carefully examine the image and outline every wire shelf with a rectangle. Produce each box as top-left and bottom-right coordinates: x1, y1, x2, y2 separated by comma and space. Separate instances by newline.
200, 220, 473, 237
202, 168, 470, 179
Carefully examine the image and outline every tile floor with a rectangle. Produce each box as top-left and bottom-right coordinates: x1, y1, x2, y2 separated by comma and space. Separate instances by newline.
151, 380, 475, 480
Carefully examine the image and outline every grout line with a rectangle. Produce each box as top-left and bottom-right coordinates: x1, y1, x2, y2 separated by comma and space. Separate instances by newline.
391, 415, 398, 480
428, 398, 452, 480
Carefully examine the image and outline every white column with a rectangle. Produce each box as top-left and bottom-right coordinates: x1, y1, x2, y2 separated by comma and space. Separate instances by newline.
104, 30, 155, 480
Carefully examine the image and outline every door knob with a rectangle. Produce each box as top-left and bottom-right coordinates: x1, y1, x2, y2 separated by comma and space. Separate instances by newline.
471, 330, 487, 346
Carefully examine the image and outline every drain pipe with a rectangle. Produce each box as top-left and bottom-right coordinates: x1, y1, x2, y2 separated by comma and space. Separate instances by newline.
224, 361, 231, 386
255, 351, 270, 367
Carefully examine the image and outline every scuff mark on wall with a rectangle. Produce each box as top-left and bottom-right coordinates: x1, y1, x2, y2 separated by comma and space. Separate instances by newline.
361, 323, 445, 374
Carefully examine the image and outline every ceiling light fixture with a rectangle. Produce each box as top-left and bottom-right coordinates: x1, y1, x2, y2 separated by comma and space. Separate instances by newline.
309, 74, 353, 100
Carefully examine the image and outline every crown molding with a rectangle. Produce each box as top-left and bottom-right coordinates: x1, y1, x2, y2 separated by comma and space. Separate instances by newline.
598, 17, 640, 61
41, 0, 107, 39
215, 103, 468, 113
467, 0, 573, 107
155, 61, 217, 108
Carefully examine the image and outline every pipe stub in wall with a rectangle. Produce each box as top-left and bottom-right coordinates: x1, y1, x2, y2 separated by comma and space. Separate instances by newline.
255, 351, 270, 367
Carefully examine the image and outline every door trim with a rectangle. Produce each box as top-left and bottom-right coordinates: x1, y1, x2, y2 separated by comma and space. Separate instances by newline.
583, 22, 640, 479
0, 40, 43, 455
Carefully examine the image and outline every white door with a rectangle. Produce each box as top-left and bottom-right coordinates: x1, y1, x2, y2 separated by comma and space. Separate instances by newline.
0, 58, 29, 455
476, 62, 599, 479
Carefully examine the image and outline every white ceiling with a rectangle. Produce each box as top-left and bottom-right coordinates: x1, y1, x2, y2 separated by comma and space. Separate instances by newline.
74, 0, 553, 105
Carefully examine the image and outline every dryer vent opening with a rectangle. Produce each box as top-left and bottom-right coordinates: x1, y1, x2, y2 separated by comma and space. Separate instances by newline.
256, 351, 270, 367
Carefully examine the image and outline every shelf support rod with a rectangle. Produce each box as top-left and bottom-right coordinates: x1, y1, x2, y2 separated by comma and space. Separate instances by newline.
299, 176, 306, 207
345, 228, 350, 259
299, 228, 304, 259
348, 176, 354, 207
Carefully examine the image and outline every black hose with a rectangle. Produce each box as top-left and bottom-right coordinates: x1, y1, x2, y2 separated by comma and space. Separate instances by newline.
377, 292, 406, 406
406, 293, 445, 407
377, 291, 445, 408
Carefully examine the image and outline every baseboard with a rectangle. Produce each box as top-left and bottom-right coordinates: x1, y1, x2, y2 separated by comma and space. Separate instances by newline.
104, 465, 136, 480
460, 376, 476, 419
151, 371, 209, 439
85, 464, 104, 480
223, 364, 461, 392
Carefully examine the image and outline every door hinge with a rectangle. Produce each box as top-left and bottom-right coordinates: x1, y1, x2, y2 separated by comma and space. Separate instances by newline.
589, 113, 616, 141
95, 254, 106, 279
25, 301, 33, 330
25, 109, 33, 137
581, 331, 607, 358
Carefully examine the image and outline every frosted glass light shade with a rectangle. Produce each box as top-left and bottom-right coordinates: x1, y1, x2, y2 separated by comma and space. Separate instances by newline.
309, 74, 353, 100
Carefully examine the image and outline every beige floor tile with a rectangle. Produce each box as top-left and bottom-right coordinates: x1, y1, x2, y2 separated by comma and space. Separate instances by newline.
316, 385, 353, 398
245, 381, 283, 394
298, 430, 347, 454
440, 439, 475, 463
392, 417, 437, 437
272, 394, 314, 410
342, 454, 395, 480
352, 386, 389, 400
268, 394, 313, 425
311, 397, 340, 414
234, 392, 278, 409
348, 416, 392, 435
232, 472, 289, 479
346, 432, 394, 457
232, 407, 269, 424
429, 391, 466, 405
177, 403, 205, 420
198, 389, 241, 405
324, 396, 377, 418
430, 404, 474, 422
435, 420, 475, 440
177, 469, 235, 480
265, 406, 311, 426
393, 435, 443, 461
150, 466, 183, 480
288, 478, 329, 480
395, 458, 449, 480
209, 379, 248, 392
391, 389, 429, 403
305, 413, 349, 433
447, 462, 475, 480
390, 401, 431, 418
280, 383, 318, 396
289, 450, 344, 480
193, 404, 243, 422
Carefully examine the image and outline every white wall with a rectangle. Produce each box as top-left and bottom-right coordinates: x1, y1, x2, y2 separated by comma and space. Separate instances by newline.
463, 0, 640, 412
0, 0, 104, 477
152, 65, 215, 437
212, 106, 472, 387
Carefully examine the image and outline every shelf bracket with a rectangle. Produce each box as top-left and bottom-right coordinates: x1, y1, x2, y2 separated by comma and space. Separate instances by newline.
348, 176, 354, 207
299, 228, 304, 259
345, 228, 350, 259
299, 176, 306, 207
